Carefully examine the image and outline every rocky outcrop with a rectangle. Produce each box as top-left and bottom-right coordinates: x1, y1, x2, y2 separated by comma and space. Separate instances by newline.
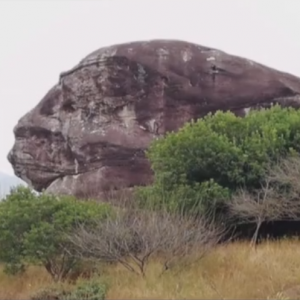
7, 39, 300, 197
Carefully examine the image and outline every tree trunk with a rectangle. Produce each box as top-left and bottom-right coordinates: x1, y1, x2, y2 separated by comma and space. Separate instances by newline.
251, 219, 262, 248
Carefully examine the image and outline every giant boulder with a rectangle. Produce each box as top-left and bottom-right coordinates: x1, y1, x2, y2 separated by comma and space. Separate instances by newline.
8, 39, 300, 197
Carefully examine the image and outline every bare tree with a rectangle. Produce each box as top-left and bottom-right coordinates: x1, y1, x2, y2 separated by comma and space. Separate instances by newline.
267, 156, 300, 196
228, 157, 300, 246
68, 208, 225, 277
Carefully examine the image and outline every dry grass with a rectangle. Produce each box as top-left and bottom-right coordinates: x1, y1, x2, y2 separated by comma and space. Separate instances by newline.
2, 239, 300, 299
0, 266, 52, 299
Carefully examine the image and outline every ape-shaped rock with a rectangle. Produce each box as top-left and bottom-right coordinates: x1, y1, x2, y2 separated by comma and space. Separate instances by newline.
8, 40, 300, 197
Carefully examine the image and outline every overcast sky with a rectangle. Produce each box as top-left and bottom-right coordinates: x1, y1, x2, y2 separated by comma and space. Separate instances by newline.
1, 0, 300, 175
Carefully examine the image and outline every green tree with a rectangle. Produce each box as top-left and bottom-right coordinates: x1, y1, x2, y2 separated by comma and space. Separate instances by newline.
0, 186, 112, 281
138, 105, 300, 215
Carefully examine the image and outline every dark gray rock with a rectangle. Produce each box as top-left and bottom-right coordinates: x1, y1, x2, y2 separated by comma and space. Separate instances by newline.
7, 39, 300, 197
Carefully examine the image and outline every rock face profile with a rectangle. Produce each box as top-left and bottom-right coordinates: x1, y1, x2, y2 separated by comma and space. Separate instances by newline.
8, 39, 300, 197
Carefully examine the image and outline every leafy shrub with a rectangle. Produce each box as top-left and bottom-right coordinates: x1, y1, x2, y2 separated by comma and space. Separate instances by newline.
136, 180, 230, 216
30, 280, 107, 300
138, 105, 300, 215
30, 284, 68, 300
66, 280, 107, 300
0, 186, 113, 281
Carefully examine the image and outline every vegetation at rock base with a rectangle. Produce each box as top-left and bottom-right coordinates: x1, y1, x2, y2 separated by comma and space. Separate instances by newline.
3, 106, 300, 299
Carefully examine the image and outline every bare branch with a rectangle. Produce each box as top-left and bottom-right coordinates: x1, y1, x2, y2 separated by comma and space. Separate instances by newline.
228, 156, 300, 245
68, 208, 225, 276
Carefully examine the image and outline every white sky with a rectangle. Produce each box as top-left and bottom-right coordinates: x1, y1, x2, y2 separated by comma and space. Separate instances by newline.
1, 0, 300, 175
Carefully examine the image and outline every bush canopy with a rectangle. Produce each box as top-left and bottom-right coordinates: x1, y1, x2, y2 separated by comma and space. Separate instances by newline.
0, 186, 113, 281
137, 105, 300, 215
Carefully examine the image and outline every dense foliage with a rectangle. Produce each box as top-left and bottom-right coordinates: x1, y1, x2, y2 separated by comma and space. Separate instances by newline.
0, 186, 112, 281
137, 105, 300, 215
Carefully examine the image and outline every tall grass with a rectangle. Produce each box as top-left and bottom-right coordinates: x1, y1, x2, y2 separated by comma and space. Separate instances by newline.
1, 239, 300, 299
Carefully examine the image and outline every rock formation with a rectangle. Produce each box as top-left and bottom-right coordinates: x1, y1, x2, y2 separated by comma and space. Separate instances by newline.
8, 39, 300, 197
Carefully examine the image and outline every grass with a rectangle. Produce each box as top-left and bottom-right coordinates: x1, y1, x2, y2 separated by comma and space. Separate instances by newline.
1, 239, 300, 299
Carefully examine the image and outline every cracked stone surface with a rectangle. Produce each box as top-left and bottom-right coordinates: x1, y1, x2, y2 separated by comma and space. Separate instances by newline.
7, 39, 300, 197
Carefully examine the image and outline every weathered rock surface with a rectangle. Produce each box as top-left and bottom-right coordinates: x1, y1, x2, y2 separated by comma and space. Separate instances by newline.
7, 39, 300, 197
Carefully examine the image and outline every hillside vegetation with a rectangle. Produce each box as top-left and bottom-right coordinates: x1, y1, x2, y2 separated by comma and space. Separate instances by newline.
2, 105, 300, 299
